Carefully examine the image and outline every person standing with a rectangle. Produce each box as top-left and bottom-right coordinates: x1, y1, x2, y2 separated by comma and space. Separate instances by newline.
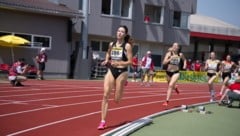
97, 25, 133, 130
162, 42, 186, 106
8, 58, 29, 86
131, 54, 138, 82
35, 48, 47, 80
204, 52, 221, 102
193, 60, 202, 72
149, 61, 155, 85
140, 51, 154, 86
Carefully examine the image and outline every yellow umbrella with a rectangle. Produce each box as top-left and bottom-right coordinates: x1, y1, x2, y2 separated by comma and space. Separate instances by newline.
0, 35, 30, 62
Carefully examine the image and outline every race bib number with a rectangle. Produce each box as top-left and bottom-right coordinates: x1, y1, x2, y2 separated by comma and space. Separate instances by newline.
224, 63, 231, 70
170, 56, 180, 65
208, 62, 217, 70
111, 47, 123, 60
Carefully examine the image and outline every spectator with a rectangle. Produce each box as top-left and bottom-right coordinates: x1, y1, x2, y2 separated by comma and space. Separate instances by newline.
149, 61, 155, 85
218, 75, 240, 107
35, 48, 48, 80
8, 58, 29, 86
131, 54, 138, 82
140, 51, 154, 86
144, 15, 150, 23
193, 60, 202, 72
186, 59, 192, 71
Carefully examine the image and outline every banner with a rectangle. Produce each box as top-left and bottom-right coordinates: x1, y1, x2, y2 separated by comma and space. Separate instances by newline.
153, 70, 221, 83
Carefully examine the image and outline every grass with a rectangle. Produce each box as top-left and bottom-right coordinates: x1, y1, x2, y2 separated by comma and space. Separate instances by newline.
130, 103, 240, 136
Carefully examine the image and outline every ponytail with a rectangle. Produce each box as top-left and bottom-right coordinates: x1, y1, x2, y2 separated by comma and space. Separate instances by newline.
124, 34, 130, 43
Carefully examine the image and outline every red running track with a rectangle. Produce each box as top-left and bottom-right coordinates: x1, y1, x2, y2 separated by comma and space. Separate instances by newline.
0, 80, 221, 136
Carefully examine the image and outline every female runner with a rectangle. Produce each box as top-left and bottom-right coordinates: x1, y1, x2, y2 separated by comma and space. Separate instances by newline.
97, 25, 133, 130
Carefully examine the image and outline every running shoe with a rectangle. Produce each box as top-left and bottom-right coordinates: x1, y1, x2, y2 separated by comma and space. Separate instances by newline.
15, 82, 24, 87
162, 101, 169, 107
175, 86, 180, 94
10, 80, 16, 86
145, 83, 150, 87
125, 81, 128, 86
227, 99, 233, 107
210, 98, 215, 102
97, 121, 106, 130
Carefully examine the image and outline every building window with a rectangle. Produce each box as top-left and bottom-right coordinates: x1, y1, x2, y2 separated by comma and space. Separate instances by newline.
102, 41, 109, 52
78, 0, 83, 10
0, 31, 51, 48
173, 11, 181, 27
173, 11, 189, 28
151, 54, 162, 67
102, 0, 111, 14
0, 32, 52, 48
91, 41, 100, 51
0, 31, 11, 36
121, 0, 131, 17
180, 12, 189, 28
144, 5, 162, 24
15, 33, 32, 47
91, 40, 110, 52
101, 0, 132, 18
33, 35, 51, 48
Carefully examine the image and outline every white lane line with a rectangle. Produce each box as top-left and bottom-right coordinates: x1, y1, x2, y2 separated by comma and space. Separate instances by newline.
0, 89, 100, 98
0, 93, 162, 117
0, 90, 207, 106
0, 89, 170, 105
0, 90, 164, 105
2, 93, 102, 104
0, 86, 102, 93
6, 96, 209, 136
0, 92, 208, 117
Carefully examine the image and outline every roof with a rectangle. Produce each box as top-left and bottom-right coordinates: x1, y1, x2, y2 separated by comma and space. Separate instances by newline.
189, 14, 240, 41
0, 0, 83, 18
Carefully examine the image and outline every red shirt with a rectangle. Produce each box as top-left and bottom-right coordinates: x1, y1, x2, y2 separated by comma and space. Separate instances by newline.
228, 82, 240, 90
194, 63, 201, 71
141, 56, 154, 70
8, 62, 20, 76
132, 57, 138, 68
186, 61, 192, 70
37, 53, 47, 63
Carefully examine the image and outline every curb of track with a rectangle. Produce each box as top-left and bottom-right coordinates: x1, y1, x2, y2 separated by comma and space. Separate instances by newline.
101, 101, 217, 136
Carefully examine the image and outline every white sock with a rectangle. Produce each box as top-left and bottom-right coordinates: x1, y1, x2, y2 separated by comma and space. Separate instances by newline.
210, 90, 215, 97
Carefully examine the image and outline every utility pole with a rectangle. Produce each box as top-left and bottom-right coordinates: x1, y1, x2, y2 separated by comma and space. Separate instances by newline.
74, 0, 91, 79
82, 0, 89, 59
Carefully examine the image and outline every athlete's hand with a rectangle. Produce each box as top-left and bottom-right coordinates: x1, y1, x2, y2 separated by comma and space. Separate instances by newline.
23, 64, 29, 69
101, 60, 111, 67
110, 61, 119, 67
101, 60, 108, 66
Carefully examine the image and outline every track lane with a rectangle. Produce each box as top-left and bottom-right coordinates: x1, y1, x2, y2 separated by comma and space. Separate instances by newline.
0, 80, 220, 136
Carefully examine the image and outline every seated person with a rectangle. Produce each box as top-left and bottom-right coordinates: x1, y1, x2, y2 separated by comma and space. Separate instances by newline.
218, 82, 240, 107
8, 58, 29, 86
